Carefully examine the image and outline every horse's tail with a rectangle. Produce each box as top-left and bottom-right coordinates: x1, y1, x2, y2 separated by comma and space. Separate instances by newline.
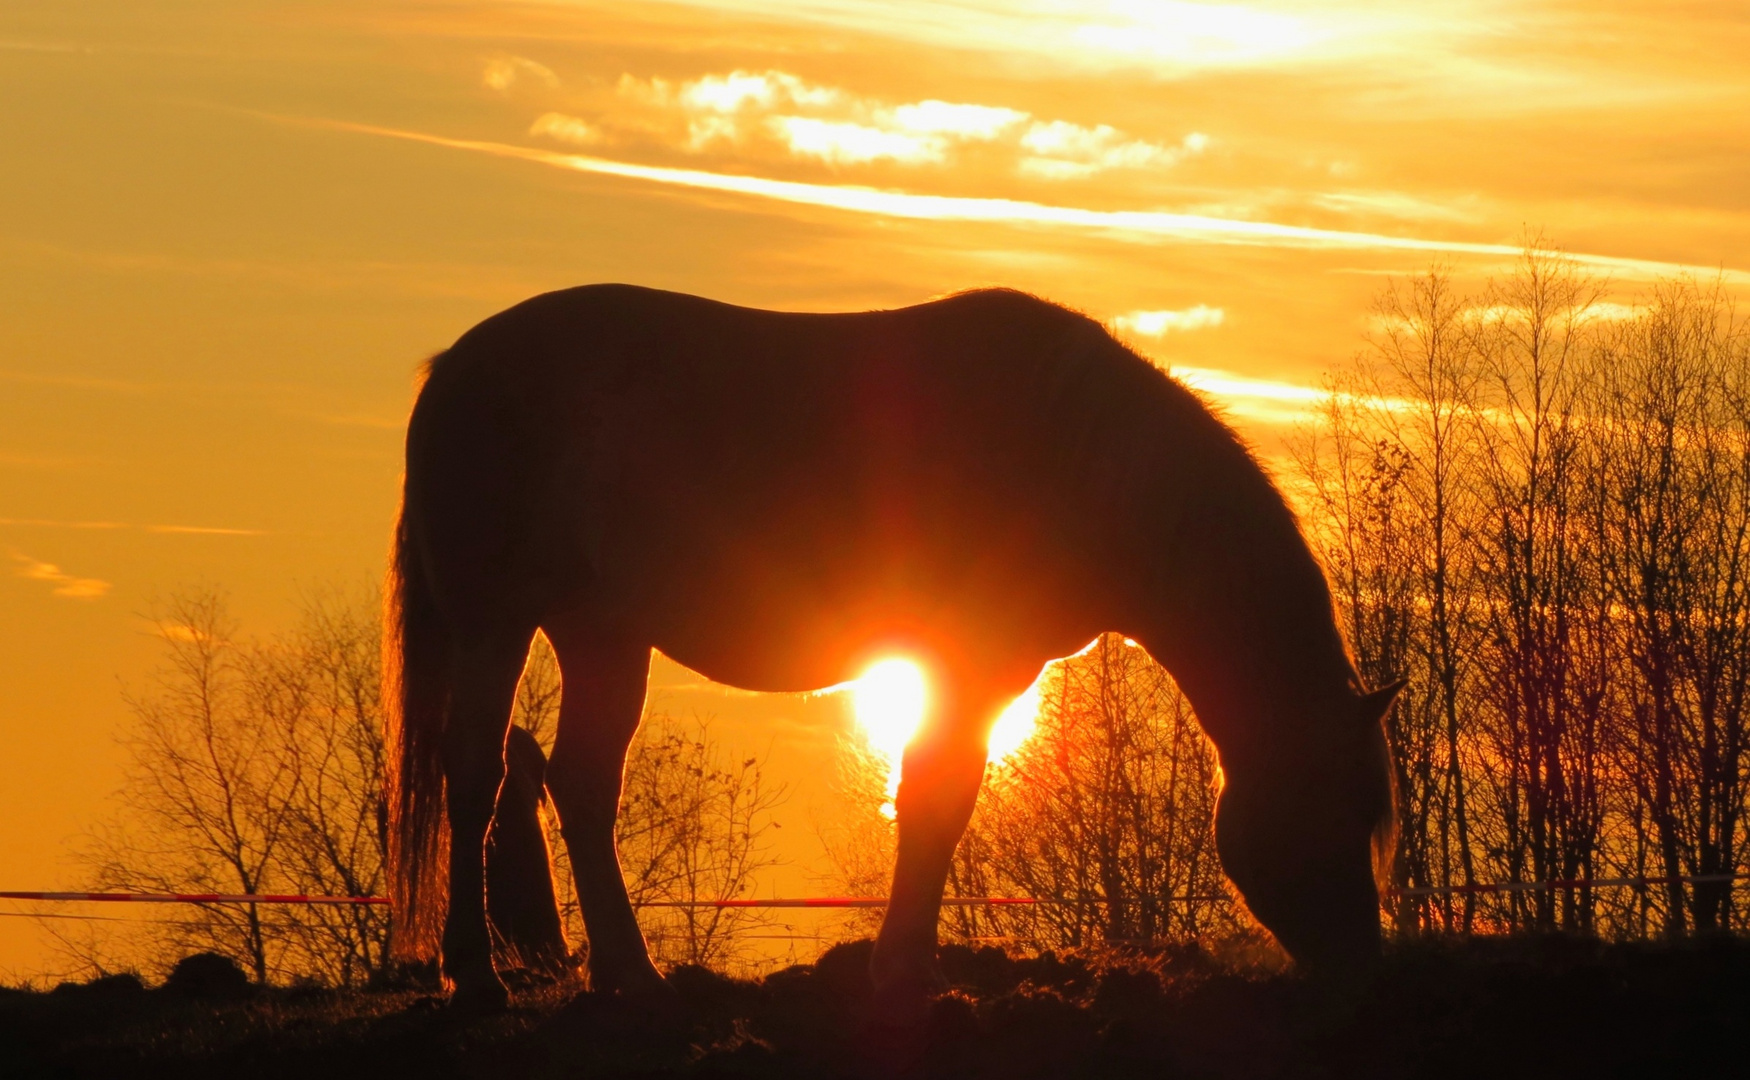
384, 491, 450, 961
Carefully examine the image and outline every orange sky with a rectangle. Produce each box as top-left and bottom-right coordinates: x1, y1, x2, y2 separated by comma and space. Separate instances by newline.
2, 0, 1747, 978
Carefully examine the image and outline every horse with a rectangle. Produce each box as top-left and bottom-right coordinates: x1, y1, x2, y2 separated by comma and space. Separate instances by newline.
384, 284, 1401, 1013
484, 725, 570, 975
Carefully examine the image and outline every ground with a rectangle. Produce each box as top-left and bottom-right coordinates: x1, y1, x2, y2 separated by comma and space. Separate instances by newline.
4, 936, 1746, 1079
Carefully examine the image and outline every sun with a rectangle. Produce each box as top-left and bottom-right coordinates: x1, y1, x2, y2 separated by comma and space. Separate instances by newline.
850, 658, 1044, 810
852, 658, 929, 769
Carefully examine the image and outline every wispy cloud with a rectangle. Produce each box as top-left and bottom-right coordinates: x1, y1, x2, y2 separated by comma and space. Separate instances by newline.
1171, 364, 1333, 426
767, 117, 937, 165
1115, 306, 1226, 336
0, 39, 94, 54
766, 96, 1031, 166
600, 2, 1731, 109
1020, 124, 1208, 180
626, 1, 1325, 72
320, 118, 1749, 282
309, 412, 404, 430
482, 54, 558, 92
9, 551, 109, 600
0, 517, 265, 536
144, 524, 265, 536
1310, 190, 1481, 224
569, 69, 1175, 177
529, 112, 604, 147
0, 368, 148, 395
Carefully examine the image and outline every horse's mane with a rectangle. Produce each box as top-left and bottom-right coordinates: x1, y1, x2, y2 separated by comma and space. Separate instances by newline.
1058, 311, 1397, 887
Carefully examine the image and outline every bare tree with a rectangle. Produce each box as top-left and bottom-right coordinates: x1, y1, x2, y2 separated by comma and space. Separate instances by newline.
813, 732, 900, 941
78, 591, 344, 983
617, 712, 787, 970
947, 635, 1237, 950
254, 588, 392, 984
512, 640, 790, 974
1290, 243, 1750, 944
1592, 278, 1750, 934
1292, 268, 1486, 933
1467, 243, 1613, 932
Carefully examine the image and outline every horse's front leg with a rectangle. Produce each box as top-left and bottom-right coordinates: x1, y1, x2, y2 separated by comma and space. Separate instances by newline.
543, 633, 668, 997
871, 696, 996, 1015
440, 633, 533, 1012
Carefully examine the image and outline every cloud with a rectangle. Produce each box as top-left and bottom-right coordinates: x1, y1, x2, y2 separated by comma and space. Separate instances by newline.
681, 70, 840, 112
1311, 190, 1479, 224
9, 551, 109, 599
144, 524, 265, 536
889, 100, 1027, 139
635, 1, 1325, 73
311, 411, 404, 430
769, 99, 1029, 166
768, 117, 942, 165
1020, 123, 1209, 180
482, 54, 558, 93
1069, 0, 1313, 63
586, 69, 1165, 178
0, 517, 264, 535
615, 70, 843, 150
1115, 306, 1226, 336
1170, 364, 1337, 426
322, 118, 1750, 282
0, 367, 148, 394
1582, 302, 1652, 322
529, 112, 604, 147
1456, 301, 1651, 327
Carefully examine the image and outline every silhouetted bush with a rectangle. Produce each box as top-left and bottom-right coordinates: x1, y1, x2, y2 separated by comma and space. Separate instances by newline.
48, 972, 147, 1002
163, 952, 252, 999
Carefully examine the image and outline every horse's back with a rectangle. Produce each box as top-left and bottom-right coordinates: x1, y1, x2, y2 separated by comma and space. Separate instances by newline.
406, 285, 1191, 684
430, 283, 1105, 395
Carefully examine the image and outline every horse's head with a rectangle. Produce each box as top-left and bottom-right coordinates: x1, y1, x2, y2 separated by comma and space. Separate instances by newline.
1213, 680, 1402, 981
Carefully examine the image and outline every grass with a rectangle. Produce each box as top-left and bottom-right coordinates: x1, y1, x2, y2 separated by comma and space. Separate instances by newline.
4, 935, 1747, 1079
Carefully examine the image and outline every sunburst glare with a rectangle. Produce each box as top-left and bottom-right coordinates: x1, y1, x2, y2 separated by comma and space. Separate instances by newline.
988, 682, 1043, 763
850, 658, 1045, 815
852, 658, 928, 771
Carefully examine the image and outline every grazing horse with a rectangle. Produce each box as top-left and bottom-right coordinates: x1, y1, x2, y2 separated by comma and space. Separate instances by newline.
385, 284, 1400, 1012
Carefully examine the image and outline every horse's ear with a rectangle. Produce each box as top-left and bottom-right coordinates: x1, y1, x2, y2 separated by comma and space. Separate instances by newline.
1358, 678, 1409, 728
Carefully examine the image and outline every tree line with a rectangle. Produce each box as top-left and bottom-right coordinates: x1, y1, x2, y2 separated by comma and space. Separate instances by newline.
1292, 243, 1750, 937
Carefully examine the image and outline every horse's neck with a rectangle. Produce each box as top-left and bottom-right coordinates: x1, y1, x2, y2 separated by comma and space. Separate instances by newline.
1131, 433, 1357, 762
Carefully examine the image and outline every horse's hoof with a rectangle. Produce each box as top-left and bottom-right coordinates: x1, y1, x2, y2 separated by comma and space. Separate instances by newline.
447, 975, 511, 1016
869, 949, 947, 1007
867, 970, 940, 1035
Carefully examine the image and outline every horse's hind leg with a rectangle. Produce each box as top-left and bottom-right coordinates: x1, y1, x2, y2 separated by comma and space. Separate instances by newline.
541, 628, 667, 997
441, 626, 535, 1012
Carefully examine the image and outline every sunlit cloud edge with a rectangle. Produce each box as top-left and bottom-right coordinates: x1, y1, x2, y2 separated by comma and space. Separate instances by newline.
309, 118, 1747, 283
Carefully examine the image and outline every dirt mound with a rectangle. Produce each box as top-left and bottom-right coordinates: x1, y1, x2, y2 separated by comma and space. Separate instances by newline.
3, 936, 1746, 1079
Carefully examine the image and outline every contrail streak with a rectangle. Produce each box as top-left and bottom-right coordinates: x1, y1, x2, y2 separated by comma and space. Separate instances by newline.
310, 117, 1743, 282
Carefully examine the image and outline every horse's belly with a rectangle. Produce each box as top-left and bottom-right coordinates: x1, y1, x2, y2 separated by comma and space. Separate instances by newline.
621, 551, 1100, 696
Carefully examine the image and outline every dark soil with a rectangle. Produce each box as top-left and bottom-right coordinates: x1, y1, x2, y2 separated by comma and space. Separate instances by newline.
4, 936, 1746, 1080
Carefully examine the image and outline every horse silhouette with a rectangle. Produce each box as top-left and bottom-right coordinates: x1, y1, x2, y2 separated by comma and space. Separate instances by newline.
484, 725, 569, 975
385, 284, 1400, 1012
